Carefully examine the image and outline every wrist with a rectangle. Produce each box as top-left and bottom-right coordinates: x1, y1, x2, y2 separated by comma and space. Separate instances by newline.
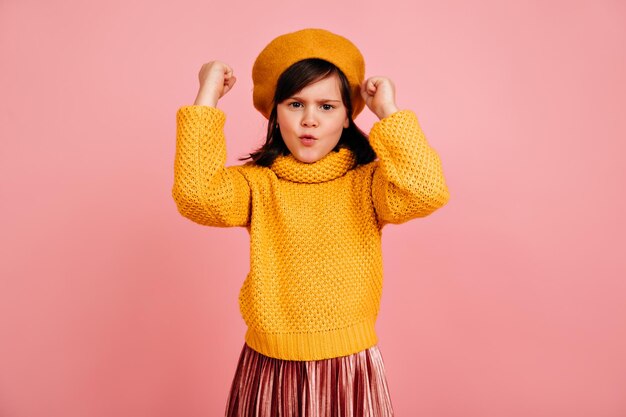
194, 87, 219, 107
377, 104, 399, 119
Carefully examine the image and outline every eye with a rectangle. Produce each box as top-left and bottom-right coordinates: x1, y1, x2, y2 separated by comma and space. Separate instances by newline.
288, 102, 302, 109
321, 104, 335, 110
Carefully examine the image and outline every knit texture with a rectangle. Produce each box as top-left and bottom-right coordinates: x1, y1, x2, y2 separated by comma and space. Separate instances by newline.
172, 105, 450, 360
270, 147, 356, 183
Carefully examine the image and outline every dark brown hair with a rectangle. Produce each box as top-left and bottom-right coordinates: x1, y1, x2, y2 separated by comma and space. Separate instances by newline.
239, 58, 376, 167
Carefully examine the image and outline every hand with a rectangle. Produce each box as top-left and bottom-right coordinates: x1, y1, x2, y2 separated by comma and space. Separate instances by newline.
360, 76, 399, 120
194, 61, 237, 107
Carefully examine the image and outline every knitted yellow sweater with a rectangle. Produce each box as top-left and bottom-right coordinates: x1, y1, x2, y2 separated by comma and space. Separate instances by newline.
172, 105, 449, 361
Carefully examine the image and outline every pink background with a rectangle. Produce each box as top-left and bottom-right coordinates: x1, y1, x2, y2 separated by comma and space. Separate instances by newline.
1, 0, 625, 416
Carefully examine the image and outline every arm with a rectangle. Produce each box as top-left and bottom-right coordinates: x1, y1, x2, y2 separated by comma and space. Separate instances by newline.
172, 61, 250, 227
369, 110, 450, 228
172, 105, 251, 227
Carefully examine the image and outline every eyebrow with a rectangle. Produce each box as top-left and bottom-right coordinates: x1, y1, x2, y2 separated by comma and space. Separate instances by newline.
289, 96, 342, 103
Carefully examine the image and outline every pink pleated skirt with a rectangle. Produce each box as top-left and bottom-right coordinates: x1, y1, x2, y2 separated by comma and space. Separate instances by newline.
225, 342, 394, 417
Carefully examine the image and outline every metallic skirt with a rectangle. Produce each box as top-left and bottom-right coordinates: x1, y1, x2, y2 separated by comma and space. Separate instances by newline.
225, 342, 394, 417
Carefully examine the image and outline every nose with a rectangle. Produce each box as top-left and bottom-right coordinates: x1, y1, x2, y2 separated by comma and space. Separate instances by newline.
301, 109, 319, 127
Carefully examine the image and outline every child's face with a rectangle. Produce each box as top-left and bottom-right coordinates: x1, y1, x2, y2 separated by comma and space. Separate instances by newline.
276, 73, 350, 164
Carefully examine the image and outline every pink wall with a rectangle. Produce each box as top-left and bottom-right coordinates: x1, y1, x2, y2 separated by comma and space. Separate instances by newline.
1, 0, 625, 416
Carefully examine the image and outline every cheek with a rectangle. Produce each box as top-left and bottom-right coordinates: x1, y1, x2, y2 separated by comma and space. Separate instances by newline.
334, 114, 348, 130
276, 109, 293, 129
277, 114, 295, 140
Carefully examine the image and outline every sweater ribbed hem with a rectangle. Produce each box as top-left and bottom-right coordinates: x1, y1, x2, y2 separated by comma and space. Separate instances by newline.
244, 319, 379, 361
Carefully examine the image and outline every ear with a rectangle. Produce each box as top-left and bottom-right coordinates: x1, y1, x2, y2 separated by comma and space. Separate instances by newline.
343, 116, 349, 129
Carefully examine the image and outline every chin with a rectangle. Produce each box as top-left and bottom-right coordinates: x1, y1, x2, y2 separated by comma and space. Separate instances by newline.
286, 145, 324, 164
294, 152, 322, 164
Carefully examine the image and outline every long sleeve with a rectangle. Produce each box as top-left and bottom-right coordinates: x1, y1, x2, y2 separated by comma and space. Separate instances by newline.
172, 105, 251, 228
369, 110, 450, 228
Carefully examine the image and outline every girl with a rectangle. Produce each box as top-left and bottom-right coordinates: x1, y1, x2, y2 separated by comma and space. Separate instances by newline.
172, 28, 450, 417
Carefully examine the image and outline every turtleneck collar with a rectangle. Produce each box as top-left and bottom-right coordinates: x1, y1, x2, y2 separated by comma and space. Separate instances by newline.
270, 147, 357, 184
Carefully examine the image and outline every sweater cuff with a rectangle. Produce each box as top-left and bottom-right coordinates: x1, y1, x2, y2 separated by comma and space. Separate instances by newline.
372, 109, 416, 128
176, 105, 226, 125
369, 110, 419, 146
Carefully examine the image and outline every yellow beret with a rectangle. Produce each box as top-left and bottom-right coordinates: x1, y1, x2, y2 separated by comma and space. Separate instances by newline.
252, 28, 366, 120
